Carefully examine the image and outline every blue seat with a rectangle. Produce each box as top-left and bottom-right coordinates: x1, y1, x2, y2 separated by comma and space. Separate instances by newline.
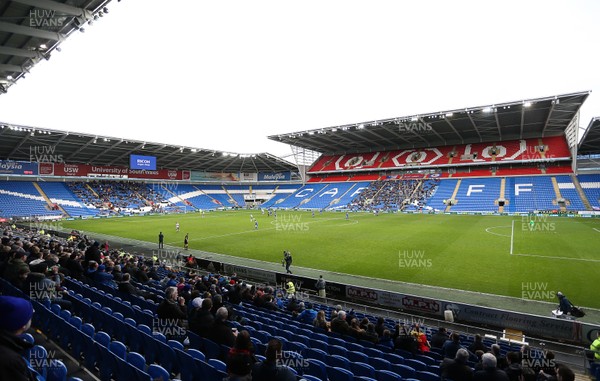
391, 363, 416, 379
329, 344, 348, 357
417, 370, 440, 381
174, 349, 200, 381
94, 341, 117, 381
94, 331, 111, 347
364, 347, 385, 358
27, 345, 48, 379
301, 375, 323, 381
208, 358, 226, 372
327, 366, 354, 381
351, 362, 375, 378
20, 333, 35, 344
348, 350, 369, 363
369, 357, 391, 371
155, 339, 177, 374
46, 359, 67, 381
168, 339, 185, 351
69, 316, 83, 330
81, 323, 95, 337
327, 354, 350, 369
127, 352, 146, 371
305, 347, 328, 362
405, 359, 427, 371
306, 359, 328, 381
188, 348, 206, 362
147, 364, 169, 381
109, 341, 127, 359
308, 339, 329, 353
202, 337, 221, 360
198, 359, 228, 381
376, 369, 402, 381
383, 353, 404, 365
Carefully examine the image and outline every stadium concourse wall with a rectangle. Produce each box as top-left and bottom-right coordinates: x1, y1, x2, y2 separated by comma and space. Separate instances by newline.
193, 259, 599, 346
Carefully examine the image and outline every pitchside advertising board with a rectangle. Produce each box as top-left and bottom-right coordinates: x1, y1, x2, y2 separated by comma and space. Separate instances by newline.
0, 160, 38, 175
343, 284, 598, 345
38, 162, 190, 180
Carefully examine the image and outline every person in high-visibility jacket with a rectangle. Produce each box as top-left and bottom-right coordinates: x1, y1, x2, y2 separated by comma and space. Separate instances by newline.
285, 281, 295, 298
591, 331, 600, 360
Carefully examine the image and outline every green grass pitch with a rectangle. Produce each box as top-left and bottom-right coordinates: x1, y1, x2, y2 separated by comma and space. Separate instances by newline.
62, 210, 600, 309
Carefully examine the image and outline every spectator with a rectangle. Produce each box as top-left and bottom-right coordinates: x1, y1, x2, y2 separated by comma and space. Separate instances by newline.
156, 286, 187, 320
411, 325, 430, 353
331, 311, 352, 335
226, 330, 256, 381
491, 344, 508, 370
431, 327, 450, 349
189, 298, 214, 338
504, 351, 522, 381
0, 296, 36, 381
313, 310, 330, 331
251, 339, 296, 381
442, 333, 463, 359
473, 352, 510, 381
469, 334, 489, 353
441, 348, 473, 381
117, 273, 159, 302
209, 307, 236, 347
296, 302, 317, 325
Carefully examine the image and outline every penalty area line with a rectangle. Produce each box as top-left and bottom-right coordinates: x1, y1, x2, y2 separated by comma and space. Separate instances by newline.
511, 252, 600, 263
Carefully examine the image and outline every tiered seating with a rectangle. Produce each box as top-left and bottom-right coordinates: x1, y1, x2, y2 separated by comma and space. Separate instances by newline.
452, 178, 501, 212
301, 182, 369, 210
577, 174, 600, 209
0, 181, 62, 218
505, 177, 557, 212
309, 137, 571, 173
423, 180, 458, 211
260, 193, 290, 208
37, 182, 98, 217
276, 184, 329, 208
555, 176, 586, 210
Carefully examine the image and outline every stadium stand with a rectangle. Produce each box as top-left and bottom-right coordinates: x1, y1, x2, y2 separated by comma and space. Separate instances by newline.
0, 182, 63, 218
451, 178, 502, 212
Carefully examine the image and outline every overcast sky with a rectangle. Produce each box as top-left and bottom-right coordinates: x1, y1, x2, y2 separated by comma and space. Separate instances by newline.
0, 0, 599, 160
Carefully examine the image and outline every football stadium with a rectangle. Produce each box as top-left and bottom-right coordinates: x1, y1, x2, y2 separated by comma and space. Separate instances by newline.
1, 1, 600, 381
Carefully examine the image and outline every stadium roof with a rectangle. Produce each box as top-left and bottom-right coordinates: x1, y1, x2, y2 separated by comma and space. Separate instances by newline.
0, 123, 298, 173
269, 91, 591, 155
0, 0, 113, 94
579, 117, 600, 156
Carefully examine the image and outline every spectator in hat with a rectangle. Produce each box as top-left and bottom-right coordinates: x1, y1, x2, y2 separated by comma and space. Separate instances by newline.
0, 296, 36, 381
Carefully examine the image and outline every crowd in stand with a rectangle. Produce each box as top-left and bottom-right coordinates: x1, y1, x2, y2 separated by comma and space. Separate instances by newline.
0, 224, 582, 381
350, 179, 440, 212
68, 181, 167, 212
